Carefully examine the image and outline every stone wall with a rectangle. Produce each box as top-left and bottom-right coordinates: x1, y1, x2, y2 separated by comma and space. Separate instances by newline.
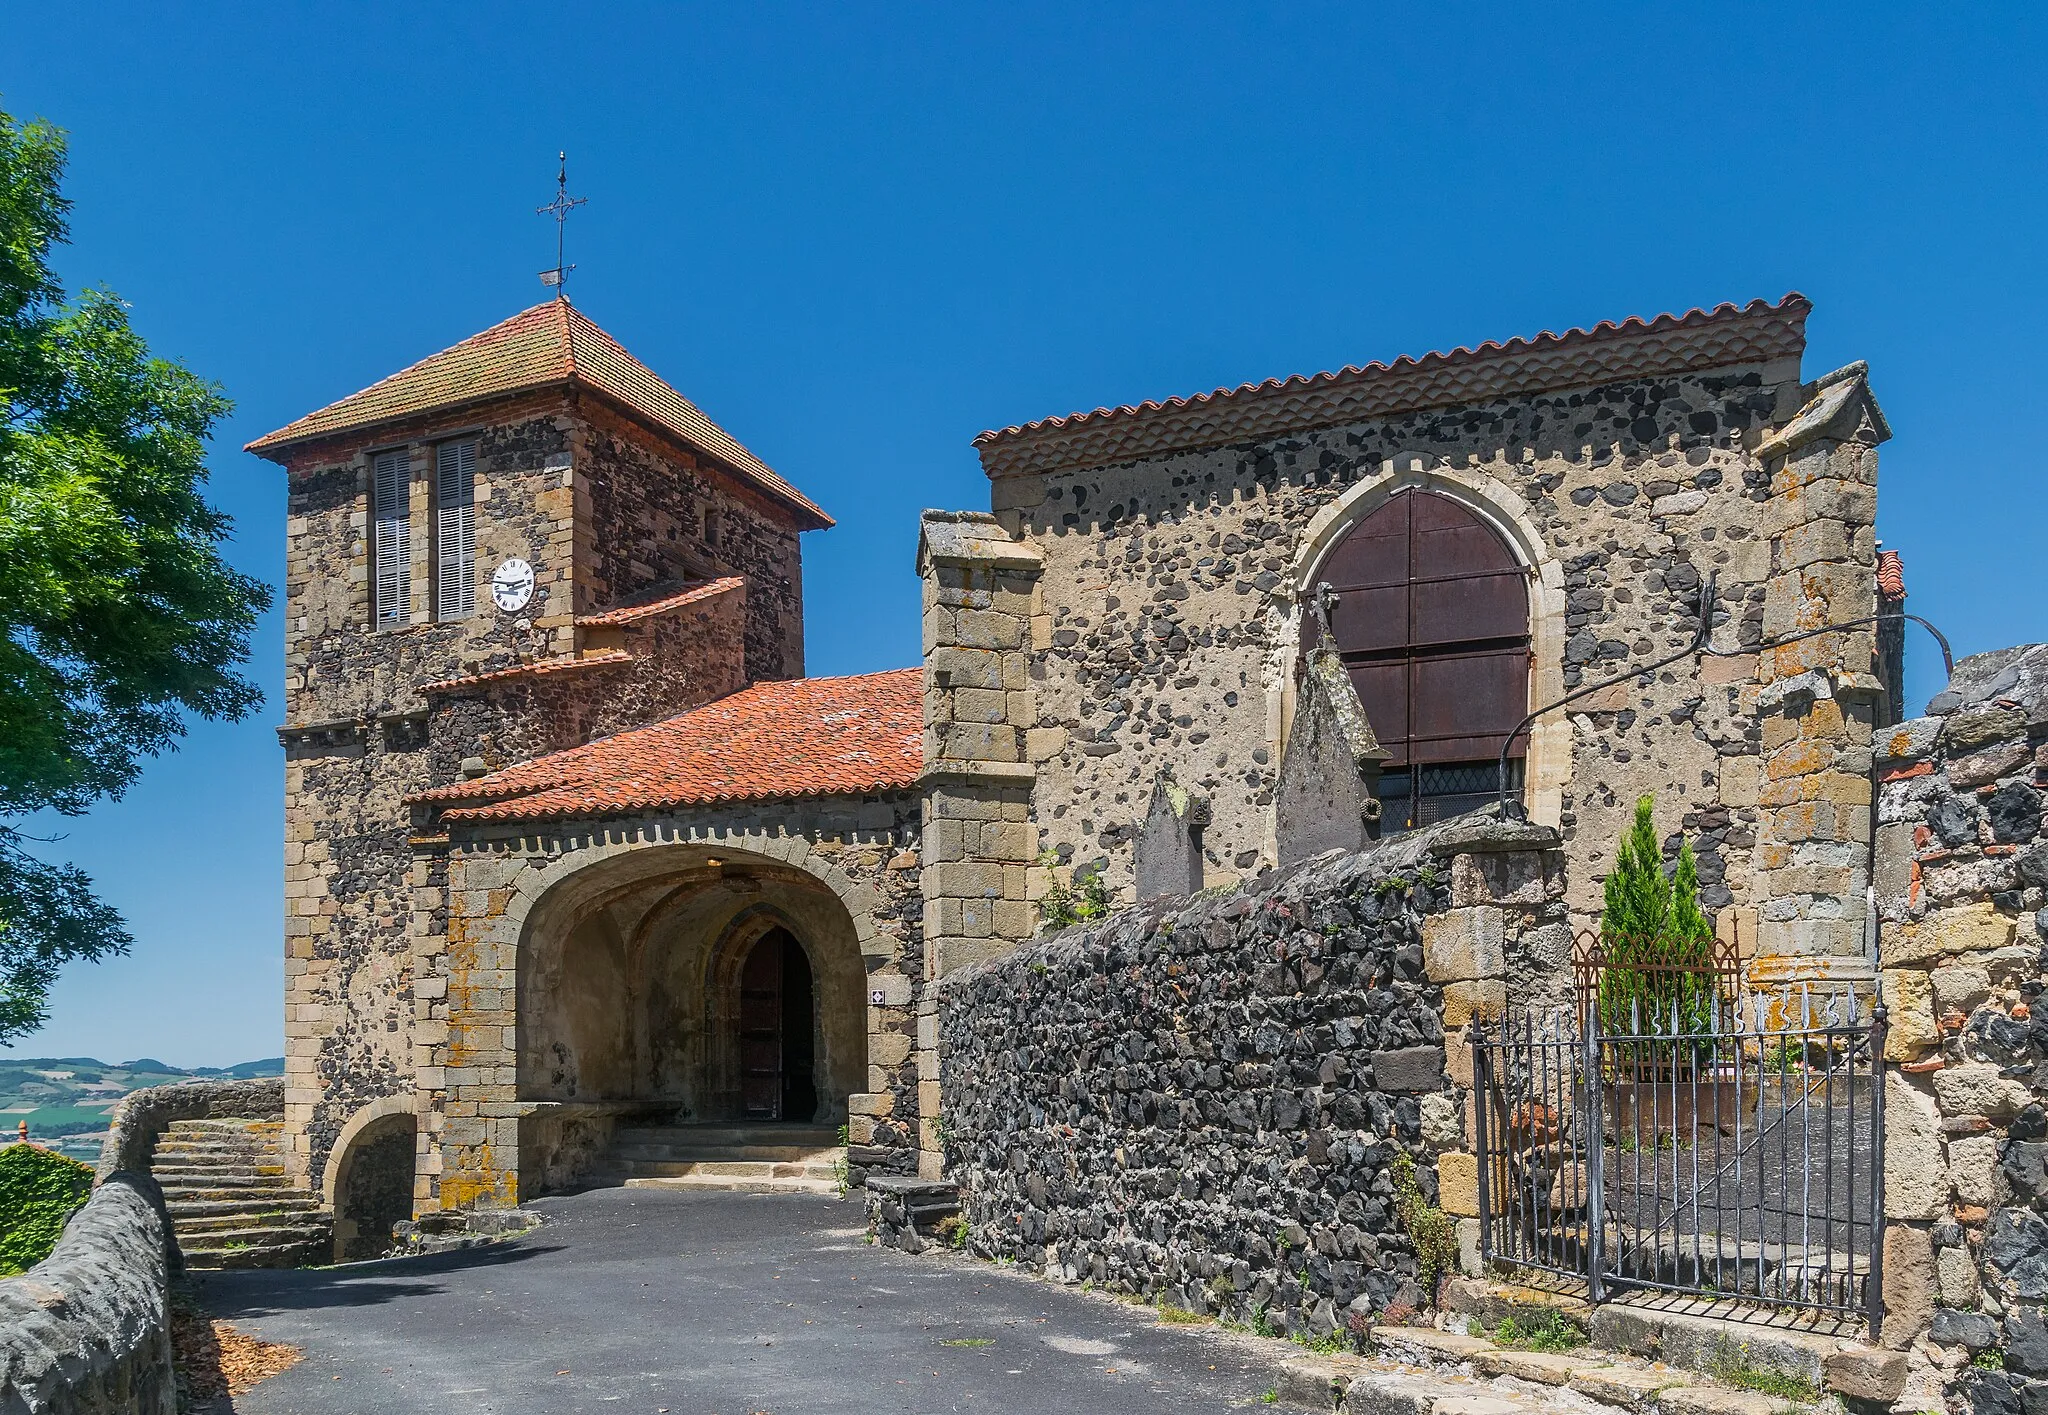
1746, 364, 1892, 985
915, 513, 1047, 1174
1873, 644, 2048, 1409
938, 298, 1889, 996
0, 1174, 176, 1415
424, 578, 751, 778
578, 399, 810, 683
277, 397, 584, 1190
97, 1077, 284, 1180
935, 818, 1565, 1336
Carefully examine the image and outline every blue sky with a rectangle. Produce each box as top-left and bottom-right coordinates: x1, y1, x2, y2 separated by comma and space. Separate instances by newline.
3, 4, 2043, 1066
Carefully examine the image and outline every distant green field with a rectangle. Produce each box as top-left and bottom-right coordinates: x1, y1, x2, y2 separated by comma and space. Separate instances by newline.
0, 1056, 282, 1141
5, 1107, 115, 1137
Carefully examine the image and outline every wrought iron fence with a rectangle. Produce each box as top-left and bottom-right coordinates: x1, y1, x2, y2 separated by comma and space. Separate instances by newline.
1471, 936, 1888, 1331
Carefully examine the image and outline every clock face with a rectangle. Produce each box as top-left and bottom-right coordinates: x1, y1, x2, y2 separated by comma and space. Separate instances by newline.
491, 557, 535, 613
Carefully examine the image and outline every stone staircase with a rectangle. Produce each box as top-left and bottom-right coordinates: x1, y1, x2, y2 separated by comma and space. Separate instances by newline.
597, 1122, 845, 1195
152, 1118, 331, 1269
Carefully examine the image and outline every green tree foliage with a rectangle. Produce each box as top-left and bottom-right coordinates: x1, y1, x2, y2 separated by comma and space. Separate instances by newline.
0, 1142, 94, 1274
0, 104, 269, 1041
1596, 795, 1716, 1054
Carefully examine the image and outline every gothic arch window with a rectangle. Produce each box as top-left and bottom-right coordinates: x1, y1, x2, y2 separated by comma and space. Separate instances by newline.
1305, 489, 1531, 831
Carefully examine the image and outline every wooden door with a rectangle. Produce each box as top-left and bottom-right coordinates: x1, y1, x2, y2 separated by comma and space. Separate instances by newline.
739, 934, 783, 1119
1308, 490, 1531, 828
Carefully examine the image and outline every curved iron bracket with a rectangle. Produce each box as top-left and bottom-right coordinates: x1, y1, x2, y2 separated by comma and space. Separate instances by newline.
1496, 572, 1953, 818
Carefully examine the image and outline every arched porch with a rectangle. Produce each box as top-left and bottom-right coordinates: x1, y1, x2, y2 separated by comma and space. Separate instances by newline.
515, 844, 870, 1126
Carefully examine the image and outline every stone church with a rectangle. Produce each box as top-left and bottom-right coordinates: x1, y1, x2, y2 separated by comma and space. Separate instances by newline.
249, 291, 1897, 1251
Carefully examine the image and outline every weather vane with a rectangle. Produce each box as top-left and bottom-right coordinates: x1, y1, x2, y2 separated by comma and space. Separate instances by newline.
537, 152, 587, 296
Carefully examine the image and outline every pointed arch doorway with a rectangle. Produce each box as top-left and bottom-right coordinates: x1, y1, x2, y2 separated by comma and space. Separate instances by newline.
737, 927, 819, 1122
1306, 488, 1533, 831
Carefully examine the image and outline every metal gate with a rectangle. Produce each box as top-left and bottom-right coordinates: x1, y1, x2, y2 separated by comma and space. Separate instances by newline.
1470, 939, 1888, 1331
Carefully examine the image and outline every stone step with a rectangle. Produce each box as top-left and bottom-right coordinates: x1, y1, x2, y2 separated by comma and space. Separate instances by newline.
164, 1119, 282, 1136
618, 1172, 840, 1196
611, 1124, 840, 1149
157, 1168, 296, 1187
180, 1221, 332, 1249
157, 1183, 303, 1205
153, 1150, 272, 1166
183, 1236, 330, 1272
1281, 1343, 1808, 1415
164, 1193, 323, 1218
152, 1159, 289, 1177
173, 1206, 325, 1234
613, 1157, 841, 1182
609, 1143, 841, 1164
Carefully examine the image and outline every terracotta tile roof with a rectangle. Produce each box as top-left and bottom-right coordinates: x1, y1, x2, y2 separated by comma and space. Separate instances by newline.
1877, 550, 1906, 600
245, 299, 831, 529
578, 576, 744, 627
418, 649, 633, 696
413, 668, 922, 823
974, 294, 1812, 480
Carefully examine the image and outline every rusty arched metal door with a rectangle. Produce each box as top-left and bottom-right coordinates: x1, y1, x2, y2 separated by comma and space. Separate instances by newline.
1306, 490, 1532, 830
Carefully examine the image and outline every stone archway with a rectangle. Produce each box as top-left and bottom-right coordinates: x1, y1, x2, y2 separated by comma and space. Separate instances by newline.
326, 1100, 417, 1262
514, 844, 868, 1126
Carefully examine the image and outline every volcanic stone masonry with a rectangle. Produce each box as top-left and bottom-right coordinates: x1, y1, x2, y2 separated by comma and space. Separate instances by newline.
921, 297, 1895, 1045
934, 815, 1565, 1337
1871, 643, 2048, 1410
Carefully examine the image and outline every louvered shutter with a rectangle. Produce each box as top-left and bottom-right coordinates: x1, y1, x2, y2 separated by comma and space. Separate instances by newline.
372, 450, 411, 628
435, 441, 477, 620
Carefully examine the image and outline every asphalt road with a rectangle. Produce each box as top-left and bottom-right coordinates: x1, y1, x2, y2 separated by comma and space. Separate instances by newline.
191, 1186, 1300, 1414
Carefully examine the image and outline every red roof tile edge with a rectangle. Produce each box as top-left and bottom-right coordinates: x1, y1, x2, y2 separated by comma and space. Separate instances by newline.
244, 302, 572, 454
577, 577, 744, 627
972, 294, 1811, 478
409, 668, 922, 824
418, 648, 634, 696
243, 302, 832, 530
1877, 550, 1906, 600
439, 775, 914, 824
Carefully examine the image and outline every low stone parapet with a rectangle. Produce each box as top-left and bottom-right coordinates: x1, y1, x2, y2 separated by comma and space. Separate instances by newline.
0, 1173, 176, 1414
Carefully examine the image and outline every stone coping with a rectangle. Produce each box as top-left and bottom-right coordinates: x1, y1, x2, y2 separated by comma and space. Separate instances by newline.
0, 1173, 176, 1414
865, 1176, 960, 1200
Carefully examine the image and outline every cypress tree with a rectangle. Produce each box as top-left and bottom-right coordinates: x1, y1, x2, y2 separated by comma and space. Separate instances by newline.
1596, 795, 1717, 1049
1600, 795, 1670, 944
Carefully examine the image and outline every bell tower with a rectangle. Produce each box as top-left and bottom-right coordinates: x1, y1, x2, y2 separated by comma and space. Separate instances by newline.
246, 300, 832, 1191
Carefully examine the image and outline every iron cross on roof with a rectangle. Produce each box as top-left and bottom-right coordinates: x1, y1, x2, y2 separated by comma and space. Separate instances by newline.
537, 152, 587, 295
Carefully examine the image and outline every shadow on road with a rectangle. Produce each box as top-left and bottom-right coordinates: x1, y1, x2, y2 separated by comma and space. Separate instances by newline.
187, 1241, 560, 1319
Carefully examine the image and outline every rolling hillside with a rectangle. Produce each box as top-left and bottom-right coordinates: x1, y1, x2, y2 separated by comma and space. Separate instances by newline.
0, 1056, 285, 1160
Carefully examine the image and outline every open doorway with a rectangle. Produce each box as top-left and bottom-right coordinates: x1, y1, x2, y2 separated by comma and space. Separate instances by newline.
737, 927, 818, 1122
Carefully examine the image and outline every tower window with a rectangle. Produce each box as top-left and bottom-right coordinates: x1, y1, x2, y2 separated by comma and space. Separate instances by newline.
1306, 489, 1531, 832
371, 448, 411, 629
434, 439, 477, 621
703, 507, 721, 549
